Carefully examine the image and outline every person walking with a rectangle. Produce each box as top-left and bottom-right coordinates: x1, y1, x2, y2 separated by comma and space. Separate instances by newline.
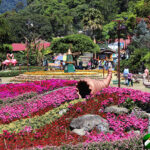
79, 60, 83, 70
144, 68, 149, 82
128, 71, 133, 86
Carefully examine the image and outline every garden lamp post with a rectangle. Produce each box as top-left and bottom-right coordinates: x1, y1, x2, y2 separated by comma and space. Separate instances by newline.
26, 21, 34, 72
113, 19, 126, 88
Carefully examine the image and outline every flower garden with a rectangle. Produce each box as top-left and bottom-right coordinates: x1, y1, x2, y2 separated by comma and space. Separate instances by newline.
0, 78, 150, 149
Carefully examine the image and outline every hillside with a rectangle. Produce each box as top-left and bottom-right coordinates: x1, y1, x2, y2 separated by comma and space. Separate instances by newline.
0, 0, 27, 14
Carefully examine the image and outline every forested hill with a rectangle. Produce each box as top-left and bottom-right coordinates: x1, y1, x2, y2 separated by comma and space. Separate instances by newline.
0, 0, 27, 14
0, 0, 150, 43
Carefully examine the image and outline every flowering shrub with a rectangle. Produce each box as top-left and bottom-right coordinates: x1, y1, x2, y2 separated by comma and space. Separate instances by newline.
0, 87, 78, 123
0, 84, 149, 149
0, 79, 77, 99
0, 92, 37, 107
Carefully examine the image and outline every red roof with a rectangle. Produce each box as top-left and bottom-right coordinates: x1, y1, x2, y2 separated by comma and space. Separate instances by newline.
12, 42, 50, 51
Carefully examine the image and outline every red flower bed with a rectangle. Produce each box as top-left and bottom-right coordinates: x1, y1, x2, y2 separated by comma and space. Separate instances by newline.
0, 92, 118, 149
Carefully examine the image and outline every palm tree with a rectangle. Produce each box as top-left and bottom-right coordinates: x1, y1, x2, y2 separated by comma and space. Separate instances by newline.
82, 8, 104, 41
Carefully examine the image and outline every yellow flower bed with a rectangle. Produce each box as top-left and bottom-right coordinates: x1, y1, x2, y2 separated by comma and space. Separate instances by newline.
24, 71, 98, 75
24, 70, 116, 76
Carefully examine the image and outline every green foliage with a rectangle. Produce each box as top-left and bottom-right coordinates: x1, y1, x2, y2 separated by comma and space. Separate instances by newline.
82, 8, 104, 38
27, 0, 34, 5
134, 0, 150, 17
0, 70, 25, 77
7, 14, 52, 42
119, 98, 135, 112
0, 44, 12, 62
102, 22, 116, 40
0, 17, 11, 44
132, 19, 150, 49
142, 52, 150, 70
120, 48, 148, 73
50, 34, 99, 54
0, 0, 147, 44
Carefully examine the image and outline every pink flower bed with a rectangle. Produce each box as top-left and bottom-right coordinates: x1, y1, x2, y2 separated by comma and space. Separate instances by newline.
85, 87, 150, 143
0, 82, 149, 149
86, 113, 148, 143
0, 87, 78, 123
96, 87, 150, 107
0, 79, 77, 99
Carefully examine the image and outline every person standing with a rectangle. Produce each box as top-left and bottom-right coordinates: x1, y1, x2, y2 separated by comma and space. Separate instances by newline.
108, 61, 112, 69
123, 67, 129, 85
79, 60, 83, 70
88, 61, 91, 70
144, 68, 149, 81
98, 60, 102, 70
106, 61, 109, 70
128, 71, 133, 86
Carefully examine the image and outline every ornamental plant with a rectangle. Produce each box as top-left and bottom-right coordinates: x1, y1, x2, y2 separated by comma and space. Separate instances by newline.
0, 79, 77, 99
0, 87, 78, 123
0, 86, 148, 149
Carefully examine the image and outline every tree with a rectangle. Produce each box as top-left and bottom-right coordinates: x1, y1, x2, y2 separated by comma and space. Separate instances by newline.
27, 0, 35, 5
7, 14, 52, 42
132, 19, 150, 49
82, 8, 104, 39
0, 17, 11, 44
50, 34, 99, 54
134, 0, 150, 18
120, 48, 148, 73
16, 2, 24, 12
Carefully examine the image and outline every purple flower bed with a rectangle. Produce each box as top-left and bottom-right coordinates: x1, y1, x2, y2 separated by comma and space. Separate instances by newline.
0, 86, 78, 123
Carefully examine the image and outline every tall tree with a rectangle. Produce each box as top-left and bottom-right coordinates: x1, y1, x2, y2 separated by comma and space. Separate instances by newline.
132, 19, 150, 49
16, 1, 24, 12
82, 8, 104, 39
0, 17, 11, 44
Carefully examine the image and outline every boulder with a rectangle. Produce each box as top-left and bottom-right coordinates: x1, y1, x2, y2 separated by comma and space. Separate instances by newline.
104, 105, 129, 115
70, 114, 109, 135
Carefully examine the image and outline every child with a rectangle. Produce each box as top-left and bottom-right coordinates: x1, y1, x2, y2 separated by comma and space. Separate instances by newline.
128, 72, 133, 86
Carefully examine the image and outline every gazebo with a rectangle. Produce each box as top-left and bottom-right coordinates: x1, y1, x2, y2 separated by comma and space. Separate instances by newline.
97, 44, 116, 61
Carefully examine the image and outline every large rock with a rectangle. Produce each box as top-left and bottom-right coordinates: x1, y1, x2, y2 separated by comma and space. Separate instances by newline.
104, 105, 129, 115
70, 114, 109, 135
